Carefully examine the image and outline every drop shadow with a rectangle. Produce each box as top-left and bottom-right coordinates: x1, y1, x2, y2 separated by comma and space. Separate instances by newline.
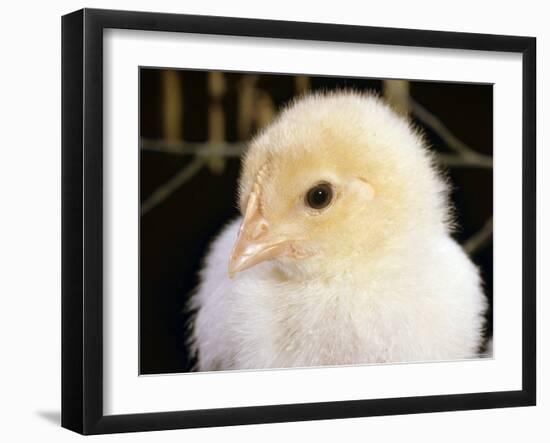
36, 410, 61, 426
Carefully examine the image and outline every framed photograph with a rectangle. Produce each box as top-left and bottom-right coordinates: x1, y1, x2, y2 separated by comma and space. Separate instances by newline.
62, 8, 536, 434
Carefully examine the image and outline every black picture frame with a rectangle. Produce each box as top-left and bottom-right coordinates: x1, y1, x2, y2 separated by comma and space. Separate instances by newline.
62, 8, 536, 435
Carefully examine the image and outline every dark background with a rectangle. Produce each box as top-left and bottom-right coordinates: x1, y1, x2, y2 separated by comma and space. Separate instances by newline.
140, 68, 493, 375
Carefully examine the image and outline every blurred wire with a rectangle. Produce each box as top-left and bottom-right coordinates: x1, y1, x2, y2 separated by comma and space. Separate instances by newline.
141, 156, 205, 215
409, 98, 493, 169
463, 217, 493, 255
141, 139, 245, 157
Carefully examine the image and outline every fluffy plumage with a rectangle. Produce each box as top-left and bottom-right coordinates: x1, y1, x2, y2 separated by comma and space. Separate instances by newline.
190, 91, 487, 371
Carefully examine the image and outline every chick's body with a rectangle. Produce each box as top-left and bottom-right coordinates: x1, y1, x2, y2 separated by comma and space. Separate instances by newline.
190, 92, 487, 371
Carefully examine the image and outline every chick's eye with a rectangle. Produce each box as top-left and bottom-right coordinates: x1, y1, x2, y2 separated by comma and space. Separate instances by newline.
305, 183, 333, 210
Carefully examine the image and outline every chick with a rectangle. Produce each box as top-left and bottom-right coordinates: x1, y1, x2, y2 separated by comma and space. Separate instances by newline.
190, 91, 487, 371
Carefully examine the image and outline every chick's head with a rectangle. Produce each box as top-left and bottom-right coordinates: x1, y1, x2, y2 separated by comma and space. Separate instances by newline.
229, 92, 449, 280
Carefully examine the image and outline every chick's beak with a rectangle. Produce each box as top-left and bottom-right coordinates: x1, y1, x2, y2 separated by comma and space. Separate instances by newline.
229, 191, 294, 277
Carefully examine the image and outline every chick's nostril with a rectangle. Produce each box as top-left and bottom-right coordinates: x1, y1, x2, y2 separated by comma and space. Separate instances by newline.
249, 220, 269, 239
